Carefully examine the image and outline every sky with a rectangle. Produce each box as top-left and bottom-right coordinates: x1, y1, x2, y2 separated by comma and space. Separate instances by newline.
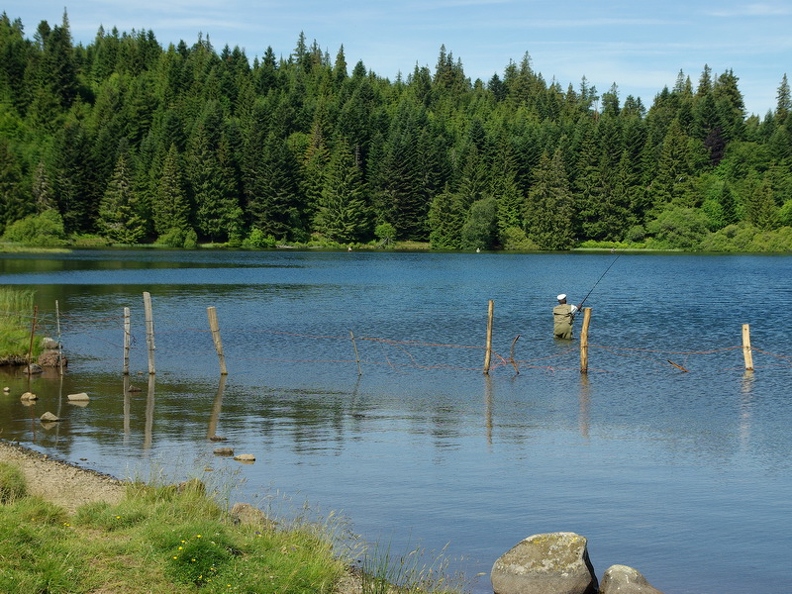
5, 1, 791, 116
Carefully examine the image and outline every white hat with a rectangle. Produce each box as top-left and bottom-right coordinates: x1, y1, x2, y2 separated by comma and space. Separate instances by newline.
557, 294, 566, 301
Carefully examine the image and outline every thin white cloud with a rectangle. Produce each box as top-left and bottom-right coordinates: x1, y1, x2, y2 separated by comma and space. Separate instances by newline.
708, 2, 792, 17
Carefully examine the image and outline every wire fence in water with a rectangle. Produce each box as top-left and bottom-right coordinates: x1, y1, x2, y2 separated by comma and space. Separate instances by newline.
6, 297, 790, 381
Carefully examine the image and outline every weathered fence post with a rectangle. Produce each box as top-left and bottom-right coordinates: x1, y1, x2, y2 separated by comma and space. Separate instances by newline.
123, 307, 131, 375
56, 300, 64, 376
742, 323, 754, 371
349, 331, 362, 376
207, 306, 228, 375
509, 334, 521, 375
579, 307, 592, 374
27, 305, 37, 371
483, 300, 494, 374
143, 292, 155, 375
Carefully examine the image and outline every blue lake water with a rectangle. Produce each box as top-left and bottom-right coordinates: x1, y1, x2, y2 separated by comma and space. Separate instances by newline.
1, 249, 791, 593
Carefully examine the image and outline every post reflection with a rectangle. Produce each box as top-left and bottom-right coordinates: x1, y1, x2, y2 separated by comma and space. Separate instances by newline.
578, 373, 590, 440
144, 374, 155, 450
739, 370, 754, 448
123, 375, 131, 445
484, 374, 493, 446
207, 374, 227, 440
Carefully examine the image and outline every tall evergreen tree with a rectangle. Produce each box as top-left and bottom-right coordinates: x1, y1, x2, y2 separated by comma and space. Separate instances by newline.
428, 186, 465, 250
246, 132, 303, 241
524, 149, 575, 250
314, 139, 370, 243
51, 118, 98, 234
154, 143, 191, 236
98, 141, 146, 243
0, 139, 28, 232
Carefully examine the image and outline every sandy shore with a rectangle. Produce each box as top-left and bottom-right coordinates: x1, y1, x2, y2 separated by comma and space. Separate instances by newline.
0, 439, 126, 513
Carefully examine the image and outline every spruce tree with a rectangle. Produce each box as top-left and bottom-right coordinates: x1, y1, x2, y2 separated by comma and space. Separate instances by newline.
98, 142, 146, 243
314, 139, 370, 243
524, 149, 575, 250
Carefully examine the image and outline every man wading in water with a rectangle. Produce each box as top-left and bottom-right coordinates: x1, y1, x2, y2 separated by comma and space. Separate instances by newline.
553, 294, 580, 340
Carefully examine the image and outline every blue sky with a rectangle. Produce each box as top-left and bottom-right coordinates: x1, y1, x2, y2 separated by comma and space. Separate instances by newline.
5, 1, 791, 116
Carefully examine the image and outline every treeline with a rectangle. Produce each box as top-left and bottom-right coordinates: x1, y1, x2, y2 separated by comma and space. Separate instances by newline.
2, 11, 792, 252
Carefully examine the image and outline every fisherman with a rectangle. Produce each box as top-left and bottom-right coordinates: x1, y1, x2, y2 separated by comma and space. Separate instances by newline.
553, 294, 580, 340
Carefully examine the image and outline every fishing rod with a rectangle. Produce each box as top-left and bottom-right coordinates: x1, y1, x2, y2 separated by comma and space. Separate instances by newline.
577, 252, 621, 310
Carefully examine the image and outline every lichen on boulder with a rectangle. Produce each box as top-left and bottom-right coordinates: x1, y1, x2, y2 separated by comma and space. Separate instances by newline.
491, 532, 598, 594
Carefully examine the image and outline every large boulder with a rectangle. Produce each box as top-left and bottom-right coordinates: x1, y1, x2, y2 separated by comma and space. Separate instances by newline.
599, 565, 664, 594
38, 349, 67, 368
491, 532, 598, 594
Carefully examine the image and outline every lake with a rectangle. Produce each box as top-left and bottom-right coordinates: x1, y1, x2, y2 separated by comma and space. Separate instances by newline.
1, 249, 791, 593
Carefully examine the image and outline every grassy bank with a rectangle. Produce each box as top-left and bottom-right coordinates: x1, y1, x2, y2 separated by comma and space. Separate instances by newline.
0, 460, 350, 593
0, 288, 40, 366
0, 456, 469, 594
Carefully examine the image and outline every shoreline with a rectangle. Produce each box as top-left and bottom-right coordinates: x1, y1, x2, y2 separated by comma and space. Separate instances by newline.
0, 439, 126, 513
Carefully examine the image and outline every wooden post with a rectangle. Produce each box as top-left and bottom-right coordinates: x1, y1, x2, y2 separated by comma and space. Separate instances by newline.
56, 300, 64, 376
579, 307, 592, 374
27, 305, 38, 370
742, 323, 754, 371
207, 306, 228, 375
349, 331, 362, 376
509, 334, 521, 375
483, 299, 494, 374
123, 307, 131, 375
143, 292, 155, 375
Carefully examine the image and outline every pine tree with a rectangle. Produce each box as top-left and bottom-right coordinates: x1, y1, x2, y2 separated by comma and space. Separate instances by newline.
154, 143, 191, 236
524, 149, 576, 250
0, 139, 29, 232
428, 187, 465, 250
745, 174, 779, 231
776, 74, 791, 125
245, 132, 303, 241
32, 160, 55, 212
51, 118, 98, 234
314, 139, 371, 243
98, 142, 146, 243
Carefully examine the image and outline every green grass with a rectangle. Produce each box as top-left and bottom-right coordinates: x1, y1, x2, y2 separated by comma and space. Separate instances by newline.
0, 472, 350, 594
0, 288, 41, 365
0, 463, 470, 594
358, 537, 470, 594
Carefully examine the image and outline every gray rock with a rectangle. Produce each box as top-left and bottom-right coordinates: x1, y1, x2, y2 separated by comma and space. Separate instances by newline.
41, 337, 60, 350
40, 412, 60, 422
599, 565, 664, 594
230, 503, 276, 530
491, 532, 598, 594
38, 349, 67, 367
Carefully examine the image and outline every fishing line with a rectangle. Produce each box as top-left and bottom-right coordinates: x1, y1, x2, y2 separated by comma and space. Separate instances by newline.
578, 252, 621, 309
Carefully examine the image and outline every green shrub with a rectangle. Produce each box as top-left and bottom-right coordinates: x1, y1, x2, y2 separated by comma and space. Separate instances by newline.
500, 226, 540, 251
1, 210, 67, 247
242, 227, 277, 249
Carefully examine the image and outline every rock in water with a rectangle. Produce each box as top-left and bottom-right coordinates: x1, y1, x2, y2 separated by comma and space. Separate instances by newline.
491, 532, 598, 594
599, 564, 664, 594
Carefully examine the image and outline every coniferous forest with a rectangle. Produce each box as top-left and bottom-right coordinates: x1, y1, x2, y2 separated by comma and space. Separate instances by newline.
2, 11, 792, 252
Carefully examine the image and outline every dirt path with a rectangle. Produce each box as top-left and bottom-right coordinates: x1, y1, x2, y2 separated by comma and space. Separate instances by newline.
0, 440, 126, 513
